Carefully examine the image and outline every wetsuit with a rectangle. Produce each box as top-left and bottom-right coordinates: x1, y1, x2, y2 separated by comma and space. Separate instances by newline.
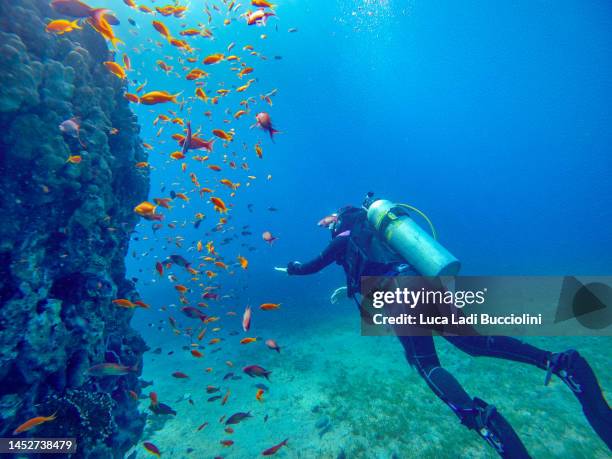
287, 213, 612, 458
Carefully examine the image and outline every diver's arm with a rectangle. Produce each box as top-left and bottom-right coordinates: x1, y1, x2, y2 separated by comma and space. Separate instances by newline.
287, 236, 347, 275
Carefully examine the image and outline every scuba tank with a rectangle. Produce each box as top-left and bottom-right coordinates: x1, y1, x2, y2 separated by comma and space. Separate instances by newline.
366, 198, 461, 277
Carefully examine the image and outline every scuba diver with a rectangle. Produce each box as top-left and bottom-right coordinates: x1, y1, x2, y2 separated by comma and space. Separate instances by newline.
277, 193, 612, 458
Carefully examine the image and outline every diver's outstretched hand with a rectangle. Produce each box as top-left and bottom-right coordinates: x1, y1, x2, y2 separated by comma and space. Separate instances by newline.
330, 286, 347, 304
274, 267, 288, 273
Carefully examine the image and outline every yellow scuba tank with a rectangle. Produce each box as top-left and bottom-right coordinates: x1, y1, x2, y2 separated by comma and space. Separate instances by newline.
366, 199, 461, 277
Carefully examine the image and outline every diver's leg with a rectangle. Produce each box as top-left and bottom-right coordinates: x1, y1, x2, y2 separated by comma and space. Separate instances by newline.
446, 336, 612, 450
444, 335, 549, 367
397, 335, 531, 458
546, 350, 612, 450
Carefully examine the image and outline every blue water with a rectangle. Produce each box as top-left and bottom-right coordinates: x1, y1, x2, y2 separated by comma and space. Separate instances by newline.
111, 1, 612, 457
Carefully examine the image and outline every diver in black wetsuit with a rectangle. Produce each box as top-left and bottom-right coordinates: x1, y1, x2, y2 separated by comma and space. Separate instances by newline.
282, 198, 612, 458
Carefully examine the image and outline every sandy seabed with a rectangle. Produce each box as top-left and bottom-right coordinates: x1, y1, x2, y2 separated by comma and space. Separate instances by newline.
128, 298, 611, 459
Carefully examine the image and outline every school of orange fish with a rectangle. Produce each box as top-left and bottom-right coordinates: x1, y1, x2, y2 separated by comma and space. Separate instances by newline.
18, 0, 298, 456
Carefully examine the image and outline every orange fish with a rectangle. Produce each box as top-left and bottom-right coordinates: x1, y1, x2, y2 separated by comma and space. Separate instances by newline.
212, 129, 233, 141
256, 388, 264, 401
175, 284, 188, 293
252, 0, 276, 8
113, 298, 136, 308
13, 413, 57, 434
152, 20, 172, 41
240, 337, 257, 344
208, 165, 222, 172
88, 9, 123, 49
203, 53, 224, 65
210, 197, 227, 213
124, 92, 140, 103
134, 201, 157, 216
157, 60, 173, 72
255, 143, 263, 158
195, 87, 208, 102
238, 67, 254, 78
191, 349, 203, 358
140, 90, 180, 105
66, 155, 82, 164
221, 389, 230, 405
103, 61, 126, 79
170, 151, 185, 160
237, 255, 248, 269
260, 303, 280, 310
46, 19, 82, 35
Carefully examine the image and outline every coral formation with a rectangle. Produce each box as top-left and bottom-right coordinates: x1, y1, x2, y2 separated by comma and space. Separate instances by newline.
0, 1, 149, 457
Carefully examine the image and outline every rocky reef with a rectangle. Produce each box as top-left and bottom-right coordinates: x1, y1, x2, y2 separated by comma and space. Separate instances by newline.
0, 1, 149, 457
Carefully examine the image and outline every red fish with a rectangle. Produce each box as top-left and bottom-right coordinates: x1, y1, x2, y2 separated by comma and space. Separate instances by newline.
254, 112, 280, 140
262, 439, 288, 456
181, 307, 207, 322
172, 371, 189, 378
155, 261, 163, 276
50, 0, 93, 17
143, 441, 161, 457
242, 305, 251, 332
317, 214, 338, 228
265, 339, 281, 353
262, 231, 277, 244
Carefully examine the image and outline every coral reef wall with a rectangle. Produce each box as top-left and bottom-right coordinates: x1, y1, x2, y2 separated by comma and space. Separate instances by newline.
0, 1, 149, 456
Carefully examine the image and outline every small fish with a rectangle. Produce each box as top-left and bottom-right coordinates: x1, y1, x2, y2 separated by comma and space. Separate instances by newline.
254, 112, 280, 140
262, 231, 277, 244
45, 19, 82, 35
262, 439, 288, 456
240, 337, 257, 344
66, 155, 82, 164
223, 372, 234, 381
197, 422, 209, 431
143, 441, 161, 457
13, 413, 57, 434
225, 411, 252, 425
260, 303, 280, 311
104, 61, 126, 79
207, 395, 222, 402
242, 305, 251, 331
256, 388, 264, 401
243, 365, 271, 380
150, 402, 176, 415
265, 339, 281, 352
206, 386, 220, 393
172, 371, 189, 378
88, 362, 137, 377
140, 90, 180, 105
220, 440, 234, 447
